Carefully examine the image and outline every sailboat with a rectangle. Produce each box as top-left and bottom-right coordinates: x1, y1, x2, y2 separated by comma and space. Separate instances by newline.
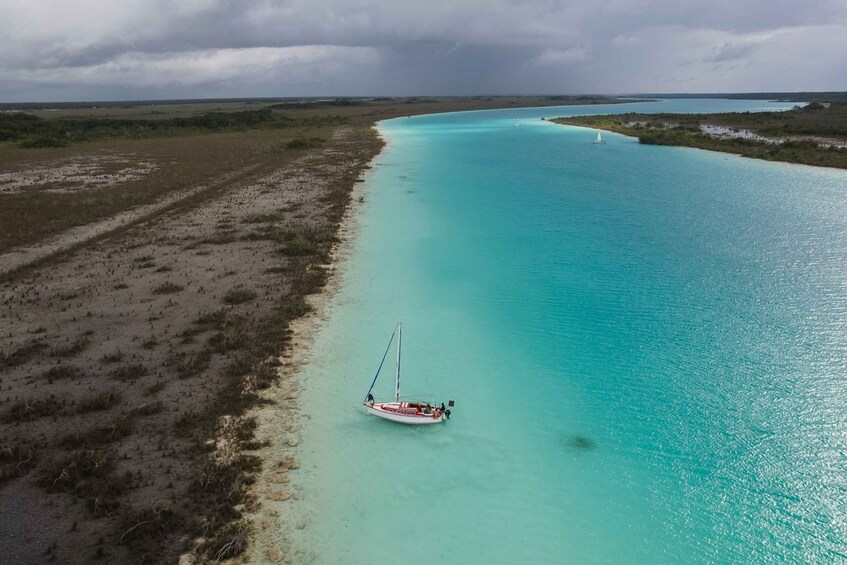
593, 131, 606, 144
362, 323, 453, 425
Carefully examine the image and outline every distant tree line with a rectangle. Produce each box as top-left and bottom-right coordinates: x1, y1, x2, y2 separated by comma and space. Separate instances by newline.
0, 109, 349, 147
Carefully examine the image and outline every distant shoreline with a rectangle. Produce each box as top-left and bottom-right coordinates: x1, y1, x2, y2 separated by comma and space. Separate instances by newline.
7, 89, 847, 111
0, 95, 647, 113
549, 103, 847, 170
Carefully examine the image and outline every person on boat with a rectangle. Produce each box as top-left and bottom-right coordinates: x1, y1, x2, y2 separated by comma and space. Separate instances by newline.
424, 403, 432, 414
440, 402, 445, 412
366, 393, 374, 404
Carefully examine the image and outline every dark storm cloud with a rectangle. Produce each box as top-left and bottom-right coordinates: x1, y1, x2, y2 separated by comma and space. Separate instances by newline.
0, 0, 845, 101
708, 42, 756, 63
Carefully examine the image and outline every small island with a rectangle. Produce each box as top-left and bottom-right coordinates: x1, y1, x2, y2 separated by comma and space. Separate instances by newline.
551, 101, 847, 170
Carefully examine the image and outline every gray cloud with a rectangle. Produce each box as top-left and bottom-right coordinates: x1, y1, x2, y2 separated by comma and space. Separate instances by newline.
708, 42, 757, 63
0, 0, 845, 101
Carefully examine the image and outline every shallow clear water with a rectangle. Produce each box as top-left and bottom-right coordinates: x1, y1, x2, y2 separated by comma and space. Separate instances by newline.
284, 99, 847, 563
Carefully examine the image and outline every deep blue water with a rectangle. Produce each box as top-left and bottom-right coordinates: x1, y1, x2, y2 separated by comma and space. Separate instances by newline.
282, 99, 847, 563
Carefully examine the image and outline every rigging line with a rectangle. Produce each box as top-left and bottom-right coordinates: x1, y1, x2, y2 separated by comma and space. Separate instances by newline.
364, 325, 397, 401
395, 323, 402, 402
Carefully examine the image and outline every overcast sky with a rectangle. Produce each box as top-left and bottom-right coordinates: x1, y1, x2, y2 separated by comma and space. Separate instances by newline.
1, 0, 846, 102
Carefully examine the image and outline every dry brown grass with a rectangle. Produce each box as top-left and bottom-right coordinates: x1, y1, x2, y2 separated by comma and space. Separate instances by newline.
0, 129, 307, 251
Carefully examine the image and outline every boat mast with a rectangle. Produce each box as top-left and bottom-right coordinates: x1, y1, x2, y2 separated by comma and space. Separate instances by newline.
395, 322, 402, 402
364, 324, 397, 403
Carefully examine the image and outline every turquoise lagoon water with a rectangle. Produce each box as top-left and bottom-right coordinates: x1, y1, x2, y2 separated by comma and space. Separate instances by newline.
283, 99, 847, 563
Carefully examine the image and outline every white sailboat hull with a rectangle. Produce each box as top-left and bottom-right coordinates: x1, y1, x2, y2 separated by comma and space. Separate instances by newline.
362, 323, 451, 425
364, 402, 445, 425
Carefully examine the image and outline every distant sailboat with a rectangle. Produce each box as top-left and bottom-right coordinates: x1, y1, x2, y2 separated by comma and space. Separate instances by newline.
593, 131, 606, 144
362, 323, 453, 425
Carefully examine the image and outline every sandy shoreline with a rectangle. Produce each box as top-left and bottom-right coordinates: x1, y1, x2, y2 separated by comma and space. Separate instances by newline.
245, 124, 385, 563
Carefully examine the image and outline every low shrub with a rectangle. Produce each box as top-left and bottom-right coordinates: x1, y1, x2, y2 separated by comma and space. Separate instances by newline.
152, 282, 184, 295
39, 447, 131, 515
77, 391, 122, 413
52, 335, 90, 358
3, 396, 62, 422
19, 136, 68, 148
222, 288, 256, 305
285, 137, 325, 150
62, 414, 135, 448
176, 348, 211, 378
0, 444, 38, 484
277, 226, 335, 256
101, 351, 124, 363
119, 500, 186, 549
1, 340, 47, 367
209, 316, 244, 353
112, 363, 147, 381
281, 234, 317, 256
201, 519, 253, 561
132, 400, 165, 416
195, 309, 228, 327
44, 364, 81, 381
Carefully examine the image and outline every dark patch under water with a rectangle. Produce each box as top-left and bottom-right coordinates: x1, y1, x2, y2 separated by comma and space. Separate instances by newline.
566, 435, 595, 451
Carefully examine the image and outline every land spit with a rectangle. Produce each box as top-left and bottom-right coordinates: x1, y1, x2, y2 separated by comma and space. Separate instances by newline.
551, 101, 847, 170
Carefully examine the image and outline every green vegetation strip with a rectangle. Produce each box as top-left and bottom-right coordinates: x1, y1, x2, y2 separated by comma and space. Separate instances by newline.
551, 102, 847, 169
1, 108, 348, 147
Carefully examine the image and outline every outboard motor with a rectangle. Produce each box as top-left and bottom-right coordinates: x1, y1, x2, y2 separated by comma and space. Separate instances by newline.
444, 400, 455, 419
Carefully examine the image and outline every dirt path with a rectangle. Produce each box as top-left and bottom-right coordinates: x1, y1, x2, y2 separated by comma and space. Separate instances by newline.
0, 165, 261, 279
